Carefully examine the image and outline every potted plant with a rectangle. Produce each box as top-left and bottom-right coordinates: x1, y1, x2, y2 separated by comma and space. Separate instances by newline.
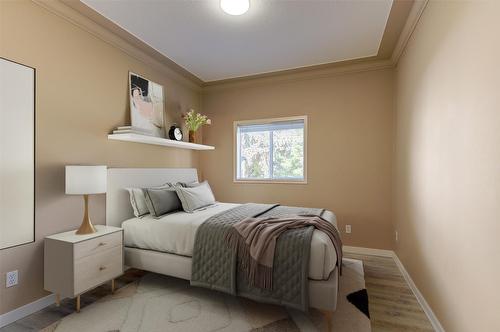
183, 110, 211, 143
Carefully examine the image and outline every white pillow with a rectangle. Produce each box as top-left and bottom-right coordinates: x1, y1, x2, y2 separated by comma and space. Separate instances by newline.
175, 181, 216, 213
126, 188, 149, 217
175, 181, 200, 188
126, 183, 171, 218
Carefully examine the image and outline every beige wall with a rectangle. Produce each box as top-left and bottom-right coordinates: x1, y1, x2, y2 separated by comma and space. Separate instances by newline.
0, 1, 201, 314
394, 1, 500, 331
5, 2, 498, 330
201, 69, 395, 250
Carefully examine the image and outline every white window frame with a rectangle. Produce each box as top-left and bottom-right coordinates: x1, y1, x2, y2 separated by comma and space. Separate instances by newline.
233, 116, 308, 184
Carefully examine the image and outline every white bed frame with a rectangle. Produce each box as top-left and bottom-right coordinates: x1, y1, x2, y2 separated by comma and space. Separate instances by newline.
106, 168, 338, 325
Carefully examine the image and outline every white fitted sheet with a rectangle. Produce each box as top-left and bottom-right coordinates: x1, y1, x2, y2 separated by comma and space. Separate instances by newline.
122, 203, 337, 280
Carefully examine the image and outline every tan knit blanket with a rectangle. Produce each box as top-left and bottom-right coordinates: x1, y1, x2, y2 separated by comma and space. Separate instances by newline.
225, 214, 343, 290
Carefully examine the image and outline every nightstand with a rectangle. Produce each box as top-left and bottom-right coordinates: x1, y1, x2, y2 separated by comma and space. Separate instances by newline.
44, 225, 123, 312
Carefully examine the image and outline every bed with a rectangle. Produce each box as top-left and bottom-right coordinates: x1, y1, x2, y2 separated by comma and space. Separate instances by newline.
106, 168, 339, 320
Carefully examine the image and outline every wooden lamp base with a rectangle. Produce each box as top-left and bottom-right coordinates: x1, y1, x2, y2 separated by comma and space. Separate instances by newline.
76, 194, 97, 235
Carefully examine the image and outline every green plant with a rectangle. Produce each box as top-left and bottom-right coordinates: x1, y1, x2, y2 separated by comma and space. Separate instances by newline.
183, 109, 210, 132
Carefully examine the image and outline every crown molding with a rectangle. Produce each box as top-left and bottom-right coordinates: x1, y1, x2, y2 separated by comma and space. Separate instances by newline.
201, 0, 416, 91
391, 0, 429, 65
202, 58, 394, 93
202, 0, 428, 92
31, 0, 203, 91
30, 0, 426, 93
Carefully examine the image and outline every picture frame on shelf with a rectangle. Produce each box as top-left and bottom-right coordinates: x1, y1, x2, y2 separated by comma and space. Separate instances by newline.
129, 72, 165, 138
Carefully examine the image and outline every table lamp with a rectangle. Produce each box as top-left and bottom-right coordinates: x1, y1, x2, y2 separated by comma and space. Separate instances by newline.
65, 165, 107, 235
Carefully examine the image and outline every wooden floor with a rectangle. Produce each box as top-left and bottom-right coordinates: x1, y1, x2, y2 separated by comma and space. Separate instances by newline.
1, 254, 434, 332
345, 252, 434, 331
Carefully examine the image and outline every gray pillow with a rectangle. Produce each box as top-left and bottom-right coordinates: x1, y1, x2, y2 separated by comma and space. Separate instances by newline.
143, 187, 182, 218
127, 183, 172, 218
126, 188, 150, 217
175, 181, 216, 213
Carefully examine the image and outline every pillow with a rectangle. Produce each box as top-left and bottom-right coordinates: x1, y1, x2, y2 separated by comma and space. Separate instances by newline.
126, 188, 150, 218
175, 181, 200, 188
127, 184, 172, 218
143, 186, 182, 218
175, 181, 216, 213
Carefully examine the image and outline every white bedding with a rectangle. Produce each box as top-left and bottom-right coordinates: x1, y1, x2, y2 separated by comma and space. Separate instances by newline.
122, 203, 337, 280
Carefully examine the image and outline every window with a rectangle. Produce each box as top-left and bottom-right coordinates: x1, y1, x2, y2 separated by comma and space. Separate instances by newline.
235, 116, 307, 183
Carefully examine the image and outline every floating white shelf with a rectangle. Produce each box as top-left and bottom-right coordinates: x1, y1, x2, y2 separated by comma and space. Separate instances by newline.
108, 133, 215, 151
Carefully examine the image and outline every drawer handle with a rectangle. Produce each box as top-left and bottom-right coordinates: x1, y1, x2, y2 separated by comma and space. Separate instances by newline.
99, 266, 107, 271
98, 242, 107, 247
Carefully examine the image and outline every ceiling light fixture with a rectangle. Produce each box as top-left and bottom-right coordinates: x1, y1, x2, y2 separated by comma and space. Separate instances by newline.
220, 0, 250, 16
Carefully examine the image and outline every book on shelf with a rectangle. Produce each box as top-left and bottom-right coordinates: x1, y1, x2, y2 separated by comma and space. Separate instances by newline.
115, 126, 152, 132
112, 130, 155, 136
112, 126, 154, 136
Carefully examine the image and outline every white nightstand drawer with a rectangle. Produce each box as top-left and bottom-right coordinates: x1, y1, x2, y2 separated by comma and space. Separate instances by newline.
74, 246, 123, 295
74, 231, 122, 260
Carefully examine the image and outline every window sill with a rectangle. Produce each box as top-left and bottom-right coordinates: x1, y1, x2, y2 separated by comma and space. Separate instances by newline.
233, 179, 308, 185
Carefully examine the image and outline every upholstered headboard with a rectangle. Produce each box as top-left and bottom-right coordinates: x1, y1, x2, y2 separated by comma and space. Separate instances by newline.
106, 168, 198, 227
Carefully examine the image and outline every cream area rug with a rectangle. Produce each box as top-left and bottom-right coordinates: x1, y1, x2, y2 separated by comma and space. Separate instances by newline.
45, 258, 370, 332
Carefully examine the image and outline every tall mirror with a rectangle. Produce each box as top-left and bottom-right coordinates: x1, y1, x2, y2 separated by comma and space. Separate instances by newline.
0, 58, 35, 249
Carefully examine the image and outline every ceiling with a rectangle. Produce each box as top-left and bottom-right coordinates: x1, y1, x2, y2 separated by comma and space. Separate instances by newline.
81, 0, 395, 82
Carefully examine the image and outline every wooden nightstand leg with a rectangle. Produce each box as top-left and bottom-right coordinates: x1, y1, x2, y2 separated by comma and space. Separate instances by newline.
111, 279, 115, 293
76, 295, 81, 313
320, 309, 333, 332
55, 294, 60, 307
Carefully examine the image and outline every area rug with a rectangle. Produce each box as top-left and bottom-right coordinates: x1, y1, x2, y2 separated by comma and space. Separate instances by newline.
43, 258, 370, 332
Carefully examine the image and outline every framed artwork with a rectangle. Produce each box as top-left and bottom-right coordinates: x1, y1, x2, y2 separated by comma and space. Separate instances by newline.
129, 72, 165, 137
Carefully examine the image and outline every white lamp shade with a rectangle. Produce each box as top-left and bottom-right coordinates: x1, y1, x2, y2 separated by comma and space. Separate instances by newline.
65, 165, 107, 195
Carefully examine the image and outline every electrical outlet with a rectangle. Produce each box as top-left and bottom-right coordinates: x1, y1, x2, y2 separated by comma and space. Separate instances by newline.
395, 231, 399, 242
6, 270, 18, 288
345, 225, 352, 234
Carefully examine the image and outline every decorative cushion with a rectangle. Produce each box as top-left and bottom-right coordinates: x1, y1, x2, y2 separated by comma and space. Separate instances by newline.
175, 181, 216, 213
143, 186, 182, 218
126, 188, 150, 217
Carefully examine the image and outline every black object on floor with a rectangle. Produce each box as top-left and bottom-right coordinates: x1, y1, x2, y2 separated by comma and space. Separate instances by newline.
346, 288, 370, 318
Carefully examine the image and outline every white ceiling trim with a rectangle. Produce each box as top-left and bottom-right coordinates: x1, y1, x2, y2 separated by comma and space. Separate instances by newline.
391, 0, 429, 65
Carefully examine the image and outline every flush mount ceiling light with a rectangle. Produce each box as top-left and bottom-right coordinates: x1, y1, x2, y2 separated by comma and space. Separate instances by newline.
220, 0, 250, 16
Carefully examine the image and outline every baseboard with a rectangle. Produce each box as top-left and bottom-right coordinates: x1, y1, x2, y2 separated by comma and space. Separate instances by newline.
344, 245, 444, 331
392, 254, 445, 332
343, 245, 394, 257
0, 293, 55, 328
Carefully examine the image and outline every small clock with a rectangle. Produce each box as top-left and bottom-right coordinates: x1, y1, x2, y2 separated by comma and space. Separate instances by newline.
168, 125, 183, 141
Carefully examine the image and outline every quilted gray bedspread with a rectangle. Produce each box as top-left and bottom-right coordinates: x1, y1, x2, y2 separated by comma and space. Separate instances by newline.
191, 203, 325, 311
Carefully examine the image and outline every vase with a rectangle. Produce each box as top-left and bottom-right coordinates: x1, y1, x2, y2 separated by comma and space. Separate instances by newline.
189, 130, 196, 143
